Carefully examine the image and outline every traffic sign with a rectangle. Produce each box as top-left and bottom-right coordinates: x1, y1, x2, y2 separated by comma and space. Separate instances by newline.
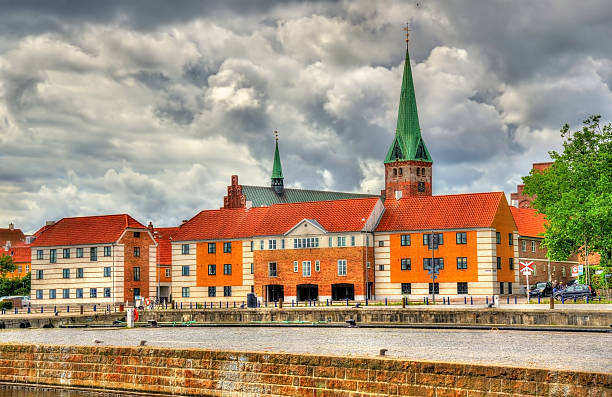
520, 261, 534, 271
571, 265, 579, 277
521, 268, 533, 276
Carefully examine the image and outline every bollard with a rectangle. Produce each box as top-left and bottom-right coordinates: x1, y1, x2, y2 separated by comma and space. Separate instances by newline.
464, 296, 467, 305
573, 296, 576, 303
275, 301, 277, 308
1, 309, 4, 315
234, 301, 236, 308
507, 296, 509, 304
426, 297, 429, 305
443, 297, 446, 305
385, 298, 388, 306
538, 296, 541, 304
402, 297, 406, 308
80, 305, 84, 315
326, 299, 329, 306
27, 306, 31, 314
14, 308, 18, 314
346, 298, 349, 306
470, 296, 473, 305
93, 305, 97, 312
67, 305, 70, 313
180, 302, 183, 310
586, 296, 589, 304
219, 301, 222, 308
486, 296, 489, 305
190, 302, 193, 309
365, 299, 368, 306
562, 296, 565, 304
41, 307, 44, 314
423, 297, 426, 304
165, 301, 168, 310
514, 296, 517, 304
292, 300, 294, 307
226, 301, 229, 308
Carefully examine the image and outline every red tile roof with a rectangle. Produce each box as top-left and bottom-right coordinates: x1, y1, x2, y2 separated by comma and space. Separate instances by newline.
376, 192, 505, 232
0, 226, 25, 246
1, 244, 31, 263
173, 197, 380, 241
153, 227, 179, 265
31, 214, 146, 247
509, 207, 547, 238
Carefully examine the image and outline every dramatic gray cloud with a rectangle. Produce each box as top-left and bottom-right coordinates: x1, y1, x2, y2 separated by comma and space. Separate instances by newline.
1, 0, 611, 233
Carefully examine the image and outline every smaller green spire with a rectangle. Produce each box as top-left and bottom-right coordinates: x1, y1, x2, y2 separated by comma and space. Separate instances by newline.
271, 131, 283, 179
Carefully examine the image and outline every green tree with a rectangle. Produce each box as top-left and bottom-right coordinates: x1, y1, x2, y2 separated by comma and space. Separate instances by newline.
0, 254, 17, 276
523, 115, 612, 275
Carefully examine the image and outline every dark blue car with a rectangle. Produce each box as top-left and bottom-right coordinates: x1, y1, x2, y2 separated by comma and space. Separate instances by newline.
554, 284, 596, 301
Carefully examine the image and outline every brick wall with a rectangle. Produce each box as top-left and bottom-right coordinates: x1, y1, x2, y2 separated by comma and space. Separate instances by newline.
384, 160, 432, 198
119, 231, 154, 301
0, 344, 609, 396
517, 237, 578, 285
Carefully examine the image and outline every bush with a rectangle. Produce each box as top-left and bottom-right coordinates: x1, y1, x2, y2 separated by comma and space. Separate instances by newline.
0, 300, 13, 310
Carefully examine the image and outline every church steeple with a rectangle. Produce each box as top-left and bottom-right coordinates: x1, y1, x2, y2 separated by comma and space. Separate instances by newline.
384, 24, 431, 164
383, 24, 433, 199
271, 130, 284, 195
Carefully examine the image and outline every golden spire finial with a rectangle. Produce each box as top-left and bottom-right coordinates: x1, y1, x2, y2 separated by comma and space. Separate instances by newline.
274, 129, 278, 142
403, 22, 410, 43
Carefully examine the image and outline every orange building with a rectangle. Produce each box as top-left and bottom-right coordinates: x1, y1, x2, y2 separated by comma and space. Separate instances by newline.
375, 192, 519, 297
151, 225, 178, 303
0, 223, 30, 279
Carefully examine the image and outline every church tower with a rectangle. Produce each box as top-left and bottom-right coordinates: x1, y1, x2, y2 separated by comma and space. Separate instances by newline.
271, 131, 284, 195
384, 25, 432, 199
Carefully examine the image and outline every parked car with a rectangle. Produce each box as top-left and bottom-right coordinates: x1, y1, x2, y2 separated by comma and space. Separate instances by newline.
554, 284, 596, 301
530, 282, 552, 297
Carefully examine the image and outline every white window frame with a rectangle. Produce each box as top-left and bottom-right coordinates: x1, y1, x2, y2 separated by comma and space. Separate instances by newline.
315, 260, 320, 272
302, 261, 311, 277
268, 239, 276, 250
337, 259, 347, 276
337, 236, 346, 247
531, 241, 536, 252
293, 261, 298, 272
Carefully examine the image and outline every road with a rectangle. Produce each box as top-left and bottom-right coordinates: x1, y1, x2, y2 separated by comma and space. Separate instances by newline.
1, 326, 610, 373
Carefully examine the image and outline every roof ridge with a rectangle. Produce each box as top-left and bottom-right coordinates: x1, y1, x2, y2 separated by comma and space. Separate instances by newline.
396, 191, 503, 200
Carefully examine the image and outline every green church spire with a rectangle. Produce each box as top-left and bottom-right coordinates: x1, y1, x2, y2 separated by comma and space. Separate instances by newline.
271, 130, 284, 194
384, 25, 432, 164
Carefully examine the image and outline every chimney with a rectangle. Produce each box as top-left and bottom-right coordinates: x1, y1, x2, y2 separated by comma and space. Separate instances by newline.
46, 221, 55, 226
8, 223, 14, 230
148, 221, 154, 231
395, 190, 403, 200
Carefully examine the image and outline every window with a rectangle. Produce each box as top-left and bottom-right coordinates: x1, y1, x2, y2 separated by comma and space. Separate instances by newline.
182, 287, 190, 297
457, 282, 468, 295
401, 258, 411, 271
496, 232, 501, 244
76, 248, 83, 258
63, 248, 70, 259
521, 240, 526, 251
90, 288, 97, 298
133, 267, 141, 281
50, 249, 57, 263
133, 247, 140, 257
337, 236, 346, 247
63, 269, 70, 279
281, 239, 285, 249
208, 243, 215, 254
18, 266, 22, 273
350, 236, 355, 246
268, 239, 277, 250
133, 232, 140, 238
293, 261, 298, 272
418, 182, 425, 192
378, 264, 385, 271
428, 283, 440, 294
531, 241, 536, 252
562, 267, 566, 277
36, 250, 43, 260
328, 237, 333, 247
315, 260, 320, 272
456, 257, 468, 270
399, 167, 403, 175
508, 282, 513, 294
104, 288, 111, 298
508, 233, 513, 245
104, 267, 111, 277
293, 237, 320, 248
456, 232, 467, 245
223, 242, 231, 253
223, 264, 232, 275
104, 246, 111, 256
401, 283, 411, 294
36, 290, 43, 299
423, 258, 444, 270
76, 268, 84, 278
302, 261, 311, 277
182, 244, 190, 255
250, 241, 254, 252
337, 259, 347, 276
76, 288, 83, 299
499, 282, 505, 295
260, 240, 264, 250
90, 247, 97, 261
269, 262, 277, 277
208, 264, 216, 275
400, 234, 411, 246
393, 168, 397, 176
417, 167, 420, 176
379, 240, 384, 247
37, 269, 44, 280
208, 286, 216, 297
533, 264, 537, 276
62, 289, 70, 299
509, 258, 514, 270
181, 265, 190, 276
165, 268, 171, 277
250, 263, 254, 274
223, 286, 232, 297
49, 289, 56, 299
496, 257, 501, 270
423, 233, 443, 248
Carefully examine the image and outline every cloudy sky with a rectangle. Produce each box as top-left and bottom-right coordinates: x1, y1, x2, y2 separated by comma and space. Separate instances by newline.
1, 0, 611, 233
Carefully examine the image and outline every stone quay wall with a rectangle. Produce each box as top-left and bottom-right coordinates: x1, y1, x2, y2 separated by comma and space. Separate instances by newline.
0, 344, 610, 396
